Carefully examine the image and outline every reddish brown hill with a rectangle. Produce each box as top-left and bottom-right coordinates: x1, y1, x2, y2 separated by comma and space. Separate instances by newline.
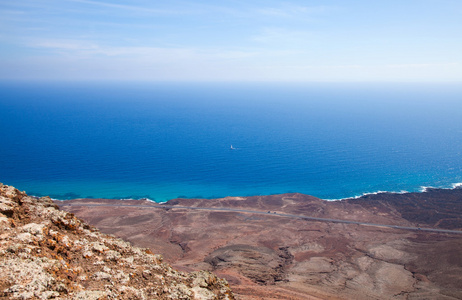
60, 190, 462, 299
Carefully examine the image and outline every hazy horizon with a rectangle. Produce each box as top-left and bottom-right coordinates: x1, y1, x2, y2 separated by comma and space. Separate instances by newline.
1, 0, 461, 82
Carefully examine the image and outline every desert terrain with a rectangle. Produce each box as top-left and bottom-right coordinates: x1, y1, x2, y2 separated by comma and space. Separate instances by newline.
59, 188, 462, 299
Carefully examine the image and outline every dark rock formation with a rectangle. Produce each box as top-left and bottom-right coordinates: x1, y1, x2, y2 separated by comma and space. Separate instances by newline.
346, 188, 462, 229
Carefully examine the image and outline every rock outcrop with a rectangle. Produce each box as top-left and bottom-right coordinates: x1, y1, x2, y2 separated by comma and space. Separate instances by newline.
0, 183, 234, 299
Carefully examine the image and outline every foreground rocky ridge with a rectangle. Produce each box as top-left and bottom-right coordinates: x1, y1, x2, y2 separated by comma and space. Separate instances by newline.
61, 190, 462, 300
0, 183, 234, 299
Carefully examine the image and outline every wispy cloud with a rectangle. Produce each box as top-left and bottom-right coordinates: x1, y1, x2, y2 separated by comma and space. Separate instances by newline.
0, 9, 27, 16
32, 39, 189, 60
386, 63, 459, 69
29, 38, 260, 62
34, 40, 99, 51
2, 1, 461, 81
257, 5, 332, 18
252, 27, 315, 45
65, 0, 193, 15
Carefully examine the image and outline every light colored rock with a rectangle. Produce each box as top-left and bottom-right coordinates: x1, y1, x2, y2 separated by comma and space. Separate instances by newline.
15, 232, 34, 243
292, 257, 335, 274
122, 255, 135, 264
40, 290, 60, 299
356, 255, 375, 271
170, 283, 193, 299
114, 270, 130, 284
0, 183, 234, 299
92, 271, 112, 280
90, 241, 109, 253
0, 214, 10, 226
71, 290, 107, 300
192, 286, 216, 300
346, 260, 416, 298
105, 249, 121, 261
22, 223, 46, 236
375, 262, 415, 296
1, 257, 56, 299
368, 244, 409, 262
0, 201, 14, 213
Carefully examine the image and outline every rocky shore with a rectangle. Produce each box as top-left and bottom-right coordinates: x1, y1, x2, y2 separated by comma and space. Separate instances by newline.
60, 188, 462, 299
0, 183, 234, 299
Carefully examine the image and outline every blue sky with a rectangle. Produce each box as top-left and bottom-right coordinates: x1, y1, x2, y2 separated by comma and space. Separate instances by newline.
1, 0, 461, 81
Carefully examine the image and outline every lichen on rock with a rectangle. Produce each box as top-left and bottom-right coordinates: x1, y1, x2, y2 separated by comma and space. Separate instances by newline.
0, 183, 234, 299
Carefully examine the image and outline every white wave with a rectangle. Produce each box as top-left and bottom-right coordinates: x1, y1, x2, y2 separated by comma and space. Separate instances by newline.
118, 197, 158, 202
325, 189, 411, 201
33, 195, 71, 201
452, 182, 462, 189
420, 186, 436, 192
49, 197, 64, 201
324, 198, 344, 202
353, 191, 387, 198
326, 190, 391, 201
420, 183, 462, 192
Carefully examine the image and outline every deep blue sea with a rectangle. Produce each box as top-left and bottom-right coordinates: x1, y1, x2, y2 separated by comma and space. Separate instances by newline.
1, 81, 461, 202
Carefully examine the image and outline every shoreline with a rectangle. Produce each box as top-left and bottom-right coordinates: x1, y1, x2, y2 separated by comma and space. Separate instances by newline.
57, 182, 462, 299
326, 182, 462, 201
47, 181, 462, 203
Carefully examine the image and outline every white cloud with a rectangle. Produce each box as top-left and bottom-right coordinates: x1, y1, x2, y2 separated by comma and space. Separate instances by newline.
252, 27, 315, 46
257, 5, 331, 17
29, 38, 261, 63
24, 37, 462, 82
386, 63, 459, 69
65, 0, 186, 15
34, 40, 100, 51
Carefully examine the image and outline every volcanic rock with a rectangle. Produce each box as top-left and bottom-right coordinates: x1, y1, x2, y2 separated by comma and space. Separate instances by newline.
0, 183, 234, 299
60, 191, 462, 299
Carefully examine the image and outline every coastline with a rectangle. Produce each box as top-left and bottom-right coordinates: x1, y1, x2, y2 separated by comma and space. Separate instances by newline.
58, 183, 462, 299
3, 82, 462, 206
326, 181, 462, 201
55, 183, 462, 232
45, 181, 462, 203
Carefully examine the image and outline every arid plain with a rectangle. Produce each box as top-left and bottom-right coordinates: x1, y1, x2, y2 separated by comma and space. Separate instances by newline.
59, 188, 462, 299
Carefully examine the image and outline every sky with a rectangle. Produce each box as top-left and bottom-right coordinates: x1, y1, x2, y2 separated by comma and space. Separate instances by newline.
1, 0, 461, 82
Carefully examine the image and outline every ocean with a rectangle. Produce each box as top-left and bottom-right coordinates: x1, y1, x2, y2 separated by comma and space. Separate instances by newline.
1, 81, 461, 202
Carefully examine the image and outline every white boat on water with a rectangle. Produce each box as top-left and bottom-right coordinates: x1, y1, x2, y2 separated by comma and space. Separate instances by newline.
230, 145, 235, 150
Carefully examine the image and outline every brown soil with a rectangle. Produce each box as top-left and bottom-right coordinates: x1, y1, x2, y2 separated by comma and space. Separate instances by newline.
59, 189, 462, 299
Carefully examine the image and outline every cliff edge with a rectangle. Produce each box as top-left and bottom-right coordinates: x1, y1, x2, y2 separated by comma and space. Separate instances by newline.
0, 183, 234, 300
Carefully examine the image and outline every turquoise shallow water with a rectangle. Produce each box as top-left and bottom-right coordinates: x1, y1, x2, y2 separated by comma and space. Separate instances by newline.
1, 82, 461, 202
